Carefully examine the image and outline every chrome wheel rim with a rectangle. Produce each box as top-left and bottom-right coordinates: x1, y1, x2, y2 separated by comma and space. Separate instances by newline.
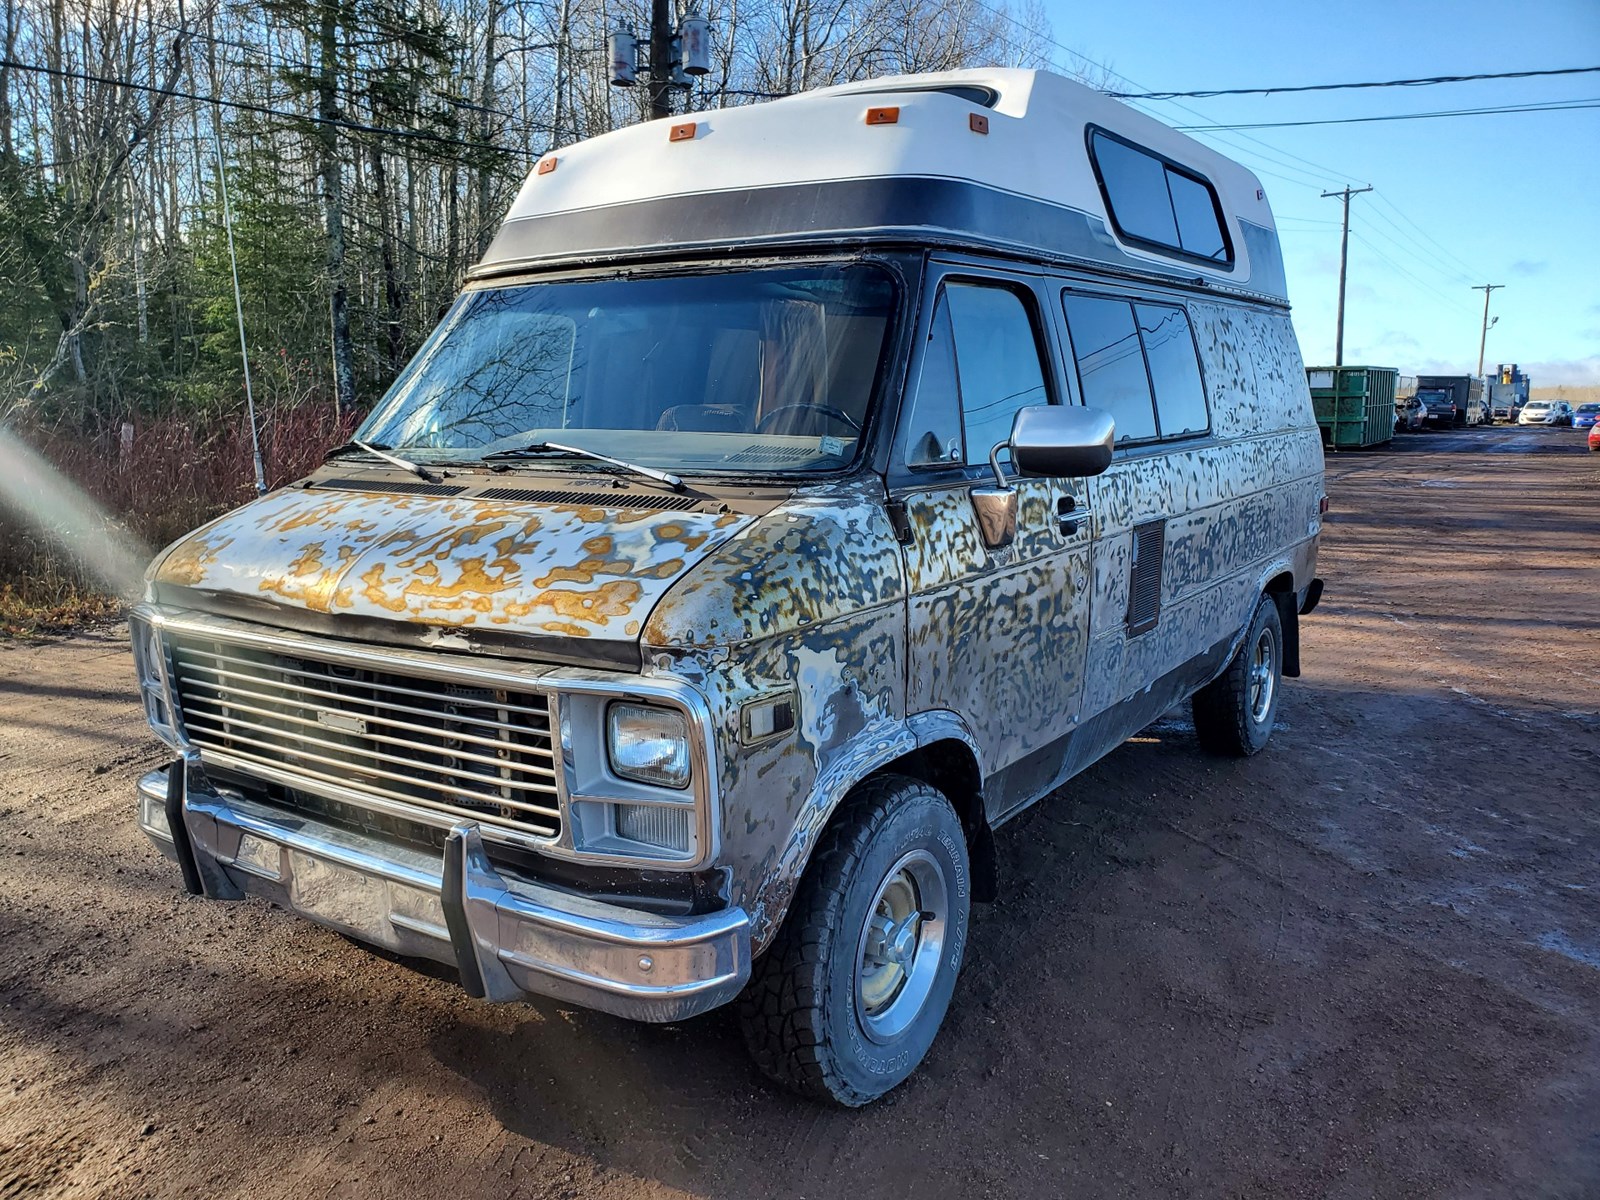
1249, 625, 1278, 724
854, 850, 948, 1044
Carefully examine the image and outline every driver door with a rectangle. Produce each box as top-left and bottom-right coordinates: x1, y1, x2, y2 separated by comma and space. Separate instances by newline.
889, 267, 1094, 817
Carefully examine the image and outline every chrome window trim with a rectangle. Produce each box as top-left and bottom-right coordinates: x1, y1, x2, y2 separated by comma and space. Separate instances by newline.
134, 604, 721, 871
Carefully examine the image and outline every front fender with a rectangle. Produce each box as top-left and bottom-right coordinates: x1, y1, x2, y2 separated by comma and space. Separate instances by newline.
745, 707, 988, 952
746, 718, 917, 951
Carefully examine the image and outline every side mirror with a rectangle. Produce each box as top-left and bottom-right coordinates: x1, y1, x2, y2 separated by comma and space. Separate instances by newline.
969, 405, 1116, 551
1007, 405, 1115, 480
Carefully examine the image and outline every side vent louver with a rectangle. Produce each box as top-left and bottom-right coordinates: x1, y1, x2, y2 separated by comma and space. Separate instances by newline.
1126, 520, 1166, 636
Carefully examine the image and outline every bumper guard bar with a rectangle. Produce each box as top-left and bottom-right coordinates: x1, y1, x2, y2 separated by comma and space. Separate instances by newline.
137, 768, 751, 1023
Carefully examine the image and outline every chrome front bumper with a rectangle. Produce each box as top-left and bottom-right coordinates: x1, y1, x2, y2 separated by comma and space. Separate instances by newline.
137, 768, 750, 1022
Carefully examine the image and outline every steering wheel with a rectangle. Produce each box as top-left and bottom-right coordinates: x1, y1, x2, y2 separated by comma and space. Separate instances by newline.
755, 404, 863, 436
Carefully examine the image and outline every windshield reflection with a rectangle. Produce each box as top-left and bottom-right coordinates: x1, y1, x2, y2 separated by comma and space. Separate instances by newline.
357, 263, 897, 474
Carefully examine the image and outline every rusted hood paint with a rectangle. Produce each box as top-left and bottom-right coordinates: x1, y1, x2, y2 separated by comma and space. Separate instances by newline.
149, 487, 755, 642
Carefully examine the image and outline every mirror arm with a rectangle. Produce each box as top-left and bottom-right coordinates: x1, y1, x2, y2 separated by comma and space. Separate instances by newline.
986, 440, 1011, 490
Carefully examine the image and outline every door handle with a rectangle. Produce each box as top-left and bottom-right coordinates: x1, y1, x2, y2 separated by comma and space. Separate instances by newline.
1056, 495, 1090, 537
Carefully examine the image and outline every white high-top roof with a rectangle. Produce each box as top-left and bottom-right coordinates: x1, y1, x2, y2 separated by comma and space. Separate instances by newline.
483, 69, 1283, 301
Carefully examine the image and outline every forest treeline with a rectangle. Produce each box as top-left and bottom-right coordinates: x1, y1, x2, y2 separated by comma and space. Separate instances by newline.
1, 0, 1052, 431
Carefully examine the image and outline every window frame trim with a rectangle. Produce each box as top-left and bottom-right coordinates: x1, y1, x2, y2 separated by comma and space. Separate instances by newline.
1085, 125, 1237, 271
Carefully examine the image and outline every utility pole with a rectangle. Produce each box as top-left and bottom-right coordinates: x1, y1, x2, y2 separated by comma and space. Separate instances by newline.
1321, 185, 1373, 366
1473, 284, 1504, 376
648, 0, 673, 119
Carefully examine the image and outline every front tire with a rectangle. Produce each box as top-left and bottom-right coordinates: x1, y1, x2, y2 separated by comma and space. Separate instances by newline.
1193, 594, 1284, 757
738, 775, 971, 1107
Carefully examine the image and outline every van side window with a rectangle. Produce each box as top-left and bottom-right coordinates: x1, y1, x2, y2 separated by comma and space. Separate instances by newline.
1061, 294, 1157, 443
1135, 303, 1209, 436
1090, 130, 1233, 266
903, 294, 964, 467
946, 283, 1049, 467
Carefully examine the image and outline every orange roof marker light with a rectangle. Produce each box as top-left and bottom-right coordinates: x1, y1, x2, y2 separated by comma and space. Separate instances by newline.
969, 112, 989, 135
864, 106, 899, 126
670, 122, 697, 142
536, 156, 558, 175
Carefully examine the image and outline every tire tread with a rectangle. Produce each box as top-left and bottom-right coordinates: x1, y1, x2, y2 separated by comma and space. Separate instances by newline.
738, 775, 942, 1107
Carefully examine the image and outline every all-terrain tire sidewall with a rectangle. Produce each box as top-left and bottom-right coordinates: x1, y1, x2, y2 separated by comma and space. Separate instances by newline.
1193, 593, 1283, 757
818, 790, 971, 1103
1237, 597, 1283, 755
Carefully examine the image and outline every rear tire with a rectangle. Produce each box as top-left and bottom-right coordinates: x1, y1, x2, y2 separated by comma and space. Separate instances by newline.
1193, 595, 1283, 757
738, 775, 971, 1107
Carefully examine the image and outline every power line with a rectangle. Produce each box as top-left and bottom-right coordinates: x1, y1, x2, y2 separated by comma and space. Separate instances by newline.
0, 57, 521, 150
1178, 97, 1600, 131
1357, 203, 1479, 287
1349, 232, 1478, 318
1368, 192, 1485, 282
961, 0, 1370, 191
1110, 65, 1600, 101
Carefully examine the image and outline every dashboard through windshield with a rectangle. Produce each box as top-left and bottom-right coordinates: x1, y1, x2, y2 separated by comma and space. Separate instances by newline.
357, 262, 897, 475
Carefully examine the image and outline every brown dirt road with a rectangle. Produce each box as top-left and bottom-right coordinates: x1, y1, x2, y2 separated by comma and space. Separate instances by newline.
2, 425, 1597, 1199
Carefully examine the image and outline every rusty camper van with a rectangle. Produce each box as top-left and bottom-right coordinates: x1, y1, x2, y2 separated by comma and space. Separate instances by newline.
130, 68, 1325, 1105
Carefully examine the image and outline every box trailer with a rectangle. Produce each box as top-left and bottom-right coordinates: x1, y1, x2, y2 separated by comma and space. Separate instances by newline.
1415, 375, 1486, 427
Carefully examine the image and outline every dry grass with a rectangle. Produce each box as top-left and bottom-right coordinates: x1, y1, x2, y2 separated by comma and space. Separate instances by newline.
0, 403, 357, 638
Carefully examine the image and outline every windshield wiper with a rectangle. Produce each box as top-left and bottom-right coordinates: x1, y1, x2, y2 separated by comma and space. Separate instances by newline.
324, 439, 445, 484
482, 441, 683, 491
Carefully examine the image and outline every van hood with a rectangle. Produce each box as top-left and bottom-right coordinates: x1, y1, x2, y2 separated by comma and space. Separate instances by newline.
148, 484, 755, 647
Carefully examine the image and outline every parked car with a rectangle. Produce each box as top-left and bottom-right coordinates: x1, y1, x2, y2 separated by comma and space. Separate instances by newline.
1571, 402, 1600, 430
1518, 400, 1574, 426
128, 68, 1326, 1107
1589, 422, 1600, 452
1394, 394, 1428, 432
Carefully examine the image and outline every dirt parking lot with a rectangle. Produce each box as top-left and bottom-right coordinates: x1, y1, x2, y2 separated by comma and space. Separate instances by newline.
2, 425, 1597, 1199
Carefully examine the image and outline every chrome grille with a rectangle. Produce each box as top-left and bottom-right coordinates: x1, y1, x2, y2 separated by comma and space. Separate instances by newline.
168, 636, 561, 838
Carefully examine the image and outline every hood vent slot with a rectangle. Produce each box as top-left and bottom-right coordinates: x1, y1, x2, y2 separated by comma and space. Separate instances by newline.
475, 487, 702, 512
314, 478, 466, 498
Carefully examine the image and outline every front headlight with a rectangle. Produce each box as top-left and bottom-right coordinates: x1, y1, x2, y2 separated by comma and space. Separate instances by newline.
606, 702, 690, 789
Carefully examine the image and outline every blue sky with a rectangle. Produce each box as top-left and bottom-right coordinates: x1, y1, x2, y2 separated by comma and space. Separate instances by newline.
1031, 0, 1600, 384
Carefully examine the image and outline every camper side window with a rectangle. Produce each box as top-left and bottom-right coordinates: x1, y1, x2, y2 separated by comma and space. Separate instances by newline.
1090, 129, 1232, 266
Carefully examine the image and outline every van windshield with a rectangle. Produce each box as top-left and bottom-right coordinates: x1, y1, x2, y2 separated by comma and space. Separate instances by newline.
357, 263, 896, 475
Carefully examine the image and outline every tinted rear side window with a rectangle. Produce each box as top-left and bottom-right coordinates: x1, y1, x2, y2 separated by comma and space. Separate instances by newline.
1136, 303, 1209, 436
1090, 130, 1233, 266
1061, 294, 1157, 443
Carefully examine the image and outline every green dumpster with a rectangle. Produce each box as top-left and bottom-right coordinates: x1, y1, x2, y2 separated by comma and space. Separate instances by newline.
1306, 366, 1397, 449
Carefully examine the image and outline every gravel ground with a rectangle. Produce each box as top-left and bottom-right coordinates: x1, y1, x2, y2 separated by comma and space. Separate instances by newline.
2, 424, 1597, 1199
